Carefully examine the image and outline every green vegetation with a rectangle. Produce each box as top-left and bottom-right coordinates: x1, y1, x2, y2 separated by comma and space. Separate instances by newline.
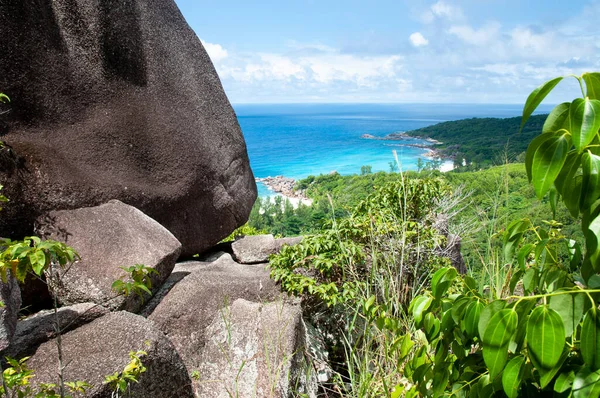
406, 114, 547, 169
265, 72, 600, 396
401, 72, 600, 397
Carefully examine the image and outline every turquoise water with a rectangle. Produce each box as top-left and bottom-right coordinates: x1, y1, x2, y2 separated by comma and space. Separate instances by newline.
234, 103, 553, 197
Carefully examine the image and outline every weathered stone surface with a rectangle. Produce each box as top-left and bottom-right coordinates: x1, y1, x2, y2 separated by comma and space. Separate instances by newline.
231, 234, 304, 264
146, 253, 282, 378
6, 302, 108, 359
197, 298, 314, 397
231, 234, 277, 264
27, 311, 193, 397
36, 200, 181, 311
0, 0, 256, 256
0, 275, 20, 351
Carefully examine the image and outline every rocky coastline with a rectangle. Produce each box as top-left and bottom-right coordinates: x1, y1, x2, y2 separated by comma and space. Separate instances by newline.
362, 131, 447, 162
256, 176, 313, 205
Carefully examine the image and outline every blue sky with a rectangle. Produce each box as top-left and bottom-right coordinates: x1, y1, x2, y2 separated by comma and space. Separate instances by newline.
174, 0, 599, 104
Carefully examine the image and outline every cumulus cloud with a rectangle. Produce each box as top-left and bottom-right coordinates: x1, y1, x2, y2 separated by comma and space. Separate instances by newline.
409, 32, 429, 47
421, 0, 464, 23
448, 22, 501, 46
199, 1, 600, 103
201, 40, 228, 63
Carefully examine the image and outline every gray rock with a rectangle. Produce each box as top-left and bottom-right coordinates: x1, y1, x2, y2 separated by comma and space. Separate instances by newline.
36, 200, 181, 312
0, 0, 256, 257
147, 253, 282, 379
196, 298, 313, 398
232, 234, 278, 264
6, 302, 108, 358
27, 311, 193, 397
0, 275, 20, 351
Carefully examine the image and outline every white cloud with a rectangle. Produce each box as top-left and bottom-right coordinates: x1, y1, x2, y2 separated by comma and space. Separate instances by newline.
201, 40, 228, 63
448, 22, 501, 46
409, 32, 429, 47
422, 1, 464, 23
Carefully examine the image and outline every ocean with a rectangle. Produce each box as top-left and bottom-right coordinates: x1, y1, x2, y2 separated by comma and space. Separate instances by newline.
234, 103, 554, 197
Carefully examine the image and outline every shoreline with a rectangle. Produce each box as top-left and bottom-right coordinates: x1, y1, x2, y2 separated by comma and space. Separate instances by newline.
256, 176, 313, 206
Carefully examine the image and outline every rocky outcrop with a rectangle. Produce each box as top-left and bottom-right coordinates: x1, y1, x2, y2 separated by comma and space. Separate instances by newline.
27, 311, 193, 397
6, 302, 108, 359
0, 275, 21, 351
197, 298, 312, 397
146, 254, 282, 375
256, 176, 310, 202
232, 234, 277, 264
36, 200, 182, 312
0, 0, 256, 256
232, 234, 303, 264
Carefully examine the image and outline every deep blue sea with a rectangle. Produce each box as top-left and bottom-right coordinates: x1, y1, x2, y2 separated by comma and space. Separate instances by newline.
234, 103, 554, 197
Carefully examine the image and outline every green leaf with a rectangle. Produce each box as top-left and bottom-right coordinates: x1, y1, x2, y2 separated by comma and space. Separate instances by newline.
482, 308, 518, 378
526, 306, 565, 375
503, 219, 532, 263
451, 296, 471, 325
570, 98, 600, 152
582, 309, 600, 370
521, 76, 564, 131
573, 367, 600, 398
555, 371, 575, 394
581, 151, 600, 211
583, 200, 600, 273
516, 244, 534, 271
27, 250, 46, 276
543, 102, 571, 133
549, 290, 586, 338
431, 267, 458, 300
529, 131, 571, 199
583, 72, 600, 100
464, 301, 484, 339
502, 356, 525, 398
411, 296, 433, 326
554, 150, 583, 218
523, 267, 539, 294
479, 300, 506, 339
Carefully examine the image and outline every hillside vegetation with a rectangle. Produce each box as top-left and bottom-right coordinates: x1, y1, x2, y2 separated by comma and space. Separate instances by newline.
405, 114, 546, 168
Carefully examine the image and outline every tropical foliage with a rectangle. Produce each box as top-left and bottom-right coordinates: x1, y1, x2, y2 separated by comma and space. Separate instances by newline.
402, 72, 600, 397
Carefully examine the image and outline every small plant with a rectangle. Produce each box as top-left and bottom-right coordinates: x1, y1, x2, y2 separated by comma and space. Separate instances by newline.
103, 350, 148, 398
111, 264, 158, 302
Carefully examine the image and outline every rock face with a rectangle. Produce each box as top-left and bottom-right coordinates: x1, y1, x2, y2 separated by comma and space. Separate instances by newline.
147, 254, 281, 368
0, 0, 256, 256
36, 200, 182, 312
6, 302, 108, 359
197, 298, 311, 397
232, 234, 304, 264
26, 311, 194, 397
0, 275, 21, 351
232, 234, 278, 264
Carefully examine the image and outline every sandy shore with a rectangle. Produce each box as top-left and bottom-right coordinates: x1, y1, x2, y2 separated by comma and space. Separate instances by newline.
256, 176, 313, 207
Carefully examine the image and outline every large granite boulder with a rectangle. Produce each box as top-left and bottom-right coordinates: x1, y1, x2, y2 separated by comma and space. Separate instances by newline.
26, 311, 194, 397
36, 200, 182, 312
6, 302, 109, 359
0, 0, 256, 256
146, 254, 282, 380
